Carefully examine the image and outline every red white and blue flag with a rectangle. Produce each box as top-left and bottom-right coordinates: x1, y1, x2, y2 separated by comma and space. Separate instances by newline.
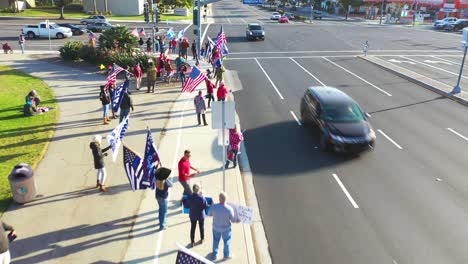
112, 79, 129, 113
106, 64, 125, 87
141, 128, 160, 189
176, 243, 214, 264
215, 26, 229, 57
182, 66, 207, 93
139, 28, 146, 36
123, 145, 145, 191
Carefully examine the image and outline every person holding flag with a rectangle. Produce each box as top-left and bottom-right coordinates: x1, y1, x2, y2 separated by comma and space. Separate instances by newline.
99, 85, 111, 125
89, 135, 111, 192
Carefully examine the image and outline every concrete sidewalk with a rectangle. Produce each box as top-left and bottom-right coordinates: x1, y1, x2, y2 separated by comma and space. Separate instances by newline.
0, 53, 263, 263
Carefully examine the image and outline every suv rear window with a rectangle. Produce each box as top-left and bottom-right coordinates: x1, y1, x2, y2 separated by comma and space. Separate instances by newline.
249, 25, 263, 30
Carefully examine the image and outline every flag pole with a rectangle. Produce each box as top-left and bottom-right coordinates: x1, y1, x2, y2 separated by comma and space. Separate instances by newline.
222, 100, 226, 192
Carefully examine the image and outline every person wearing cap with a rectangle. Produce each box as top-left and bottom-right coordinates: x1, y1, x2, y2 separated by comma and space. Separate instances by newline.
183, 184, 208, 247
89, 135, 111, 192
216, 82, 228, 102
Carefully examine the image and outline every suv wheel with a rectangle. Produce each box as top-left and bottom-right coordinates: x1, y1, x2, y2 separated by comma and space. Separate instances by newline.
27, 31, 35, 39
56, 33, 64, 39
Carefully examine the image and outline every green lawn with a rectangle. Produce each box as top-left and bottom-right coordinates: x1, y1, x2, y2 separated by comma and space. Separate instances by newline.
0, 65, 58, 213
0, 8, 192, 21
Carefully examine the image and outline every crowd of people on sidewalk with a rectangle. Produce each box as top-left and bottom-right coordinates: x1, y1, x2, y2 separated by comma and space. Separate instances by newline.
87, 32, 247, 261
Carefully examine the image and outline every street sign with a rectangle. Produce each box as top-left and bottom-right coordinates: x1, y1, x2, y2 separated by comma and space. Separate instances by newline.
440, 8, 457, 12
243, 0, 262, 4
211, 101, 235, 129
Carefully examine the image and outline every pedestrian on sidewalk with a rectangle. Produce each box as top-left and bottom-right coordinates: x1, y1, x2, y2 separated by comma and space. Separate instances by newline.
119, 90, 134, 123
89, 135, 111, 192
157, 53, 165, 78
134, 62, 143, 90
99, 85, 111, 125
225, 126, 244, 169
214, 64, 225, 87
108, 83, 118, 120
217, 82, 228, 102
180, 63, 188, 87
208, 192, 238, 260
0, 221, 16, 264
147, 62, 157, 93
171, 38, 177, 54
183, 184, 208, 247
159, 36, 165, 53
146, 37, 153, 53
181, 39, 190, 60
191, 39, 198, 60
175, 53, 185, 79
155, 178, 173, 230
205, 79, 216, 108
138, 37, 144, 48
194, 91, 208, 126
154, 36, 160, 53
178, 150, 200, 203
18, 34, 25, 54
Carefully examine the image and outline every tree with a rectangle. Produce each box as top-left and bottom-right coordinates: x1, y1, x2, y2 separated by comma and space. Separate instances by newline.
338, 0, 362, 19
55, 0, 73, 19
98, 26, 138, 53
161, 0, 192, 8
93, 0, 98, 14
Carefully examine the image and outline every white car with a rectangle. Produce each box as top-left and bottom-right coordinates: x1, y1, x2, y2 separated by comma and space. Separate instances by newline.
80, 15, 108, 25
22, 22, 73, 39
270, 12, 281, 20
434, 17, 457, 29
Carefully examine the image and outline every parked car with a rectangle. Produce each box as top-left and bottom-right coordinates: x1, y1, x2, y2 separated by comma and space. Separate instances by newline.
80, 15, 107, 25
312, 10, 323, 19
86, 22, 115, 32
270, 12, 281, 20
300, 86, 376, 153
284, 12, 295, 19
22, 22, 73, 39
57, 23, 87, 36
246, 23, 265, 41
279, 16, 289, 23
446, 19, 468, 31
434, 17, 457, 29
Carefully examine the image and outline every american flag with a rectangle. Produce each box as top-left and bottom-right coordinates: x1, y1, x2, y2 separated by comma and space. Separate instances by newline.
139, 28, 146, 36
181, 66, 207, 93
215, 25, 226, 50
107, 64, 125, 85
123, 145, 145, 191
175, 246, 214, 264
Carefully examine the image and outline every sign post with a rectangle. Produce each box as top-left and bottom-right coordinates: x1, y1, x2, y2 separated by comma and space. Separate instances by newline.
453, 29, 468, 93
212, 101, 235, 191
46, 19, 51, 51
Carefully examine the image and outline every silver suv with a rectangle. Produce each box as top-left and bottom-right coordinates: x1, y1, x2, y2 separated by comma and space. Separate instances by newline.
80, 15, 108, 25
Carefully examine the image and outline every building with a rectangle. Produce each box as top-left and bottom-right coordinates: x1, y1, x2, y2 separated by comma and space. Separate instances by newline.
438, 0, 468, 18
0, 0, 35, 9
83, 0, 144, 16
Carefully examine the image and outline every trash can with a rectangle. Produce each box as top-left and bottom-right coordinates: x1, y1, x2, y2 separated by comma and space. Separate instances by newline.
8, 163, 37, 204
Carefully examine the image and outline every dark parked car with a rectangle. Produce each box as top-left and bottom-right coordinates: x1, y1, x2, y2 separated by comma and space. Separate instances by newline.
246, 23, 265, 40
284, 13, 295, 19
57, 23, 86, 35
447, 19, 468, 31
312, 10, 323, 19
300, 86, 376, 153
86, 22, 114, 32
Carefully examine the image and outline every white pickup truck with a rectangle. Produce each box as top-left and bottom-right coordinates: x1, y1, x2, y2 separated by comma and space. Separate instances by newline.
22, 22, 73, 39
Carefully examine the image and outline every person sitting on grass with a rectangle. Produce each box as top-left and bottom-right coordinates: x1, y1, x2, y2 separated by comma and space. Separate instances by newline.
23, 100, 38, 117
25, 90, 40, 106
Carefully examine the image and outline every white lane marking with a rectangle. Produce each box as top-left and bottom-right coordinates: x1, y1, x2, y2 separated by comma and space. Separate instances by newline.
154, 100, 188, 264
228, 54, 463, 60
201, 23, 211, 44
388, 59, 416, 64
290, 57, 326, 86
332, 174, 359, 209
254, 58, 284, 100
431, 55, 461, 65
400, 56, 468, 79
447, 128, 468, 142
226, 16, 232, 23
240, 18, 248, 24
290, 111, 302, 126
377, 129, 403, 150
182, 22, 193, 34
229, 50, 460, 55
393, 259, 399, 264
323, 57, 393, 97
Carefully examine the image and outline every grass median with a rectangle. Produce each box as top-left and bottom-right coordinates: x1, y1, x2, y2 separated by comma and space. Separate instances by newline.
0, 65, 58, 213
0, 8, 192, 21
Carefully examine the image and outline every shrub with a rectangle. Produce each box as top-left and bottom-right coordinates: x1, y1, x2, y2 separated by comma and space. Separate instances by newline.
98, 26, 138, 53
59, 41, 83, 61
78, 46, 100, 64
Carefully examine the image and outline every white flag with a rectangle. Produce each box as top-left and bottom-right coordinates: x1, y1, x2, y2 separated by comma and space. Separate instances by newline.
107, 115, 129, 162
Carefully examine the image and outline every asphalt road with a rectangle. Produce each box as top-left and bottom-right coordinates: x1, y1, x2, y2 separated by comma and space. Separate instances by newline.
209, 0, 468, 263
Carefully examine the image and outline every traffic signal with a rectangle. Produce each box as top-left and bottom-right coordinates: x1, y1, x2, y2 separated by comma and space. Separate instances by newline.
156, 8, 161, 23
193, 9, 198, 26
143, 3, 149, 23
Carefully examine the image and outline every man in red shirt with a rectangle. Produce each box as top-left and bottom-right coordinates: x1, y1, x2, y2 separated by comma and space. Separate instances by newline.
178, 150, 200, 202
217, 82, 228, 102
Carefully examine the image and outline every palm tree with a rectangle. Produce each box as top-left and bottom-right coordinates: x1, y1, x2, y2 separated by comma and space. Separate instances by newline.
98, 26, 138, 53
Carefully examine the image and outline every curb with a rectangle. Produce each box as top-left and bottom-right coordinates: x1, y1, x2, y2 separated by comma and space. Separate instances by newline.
359, 55, 468, 106
223, 69, 273, 264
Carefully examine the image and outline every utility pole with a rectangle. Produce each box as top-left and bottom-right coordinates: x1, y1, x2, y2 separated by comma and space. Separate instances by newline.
152, 2, 156, 54
198, 0, 202, 58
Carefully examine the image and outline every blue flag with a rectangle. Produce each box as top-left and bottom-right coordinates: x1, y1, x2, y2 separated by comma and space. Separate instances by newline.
167, 28, 175, 39
112, 80, 129, 113
141, 128, 160, 189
